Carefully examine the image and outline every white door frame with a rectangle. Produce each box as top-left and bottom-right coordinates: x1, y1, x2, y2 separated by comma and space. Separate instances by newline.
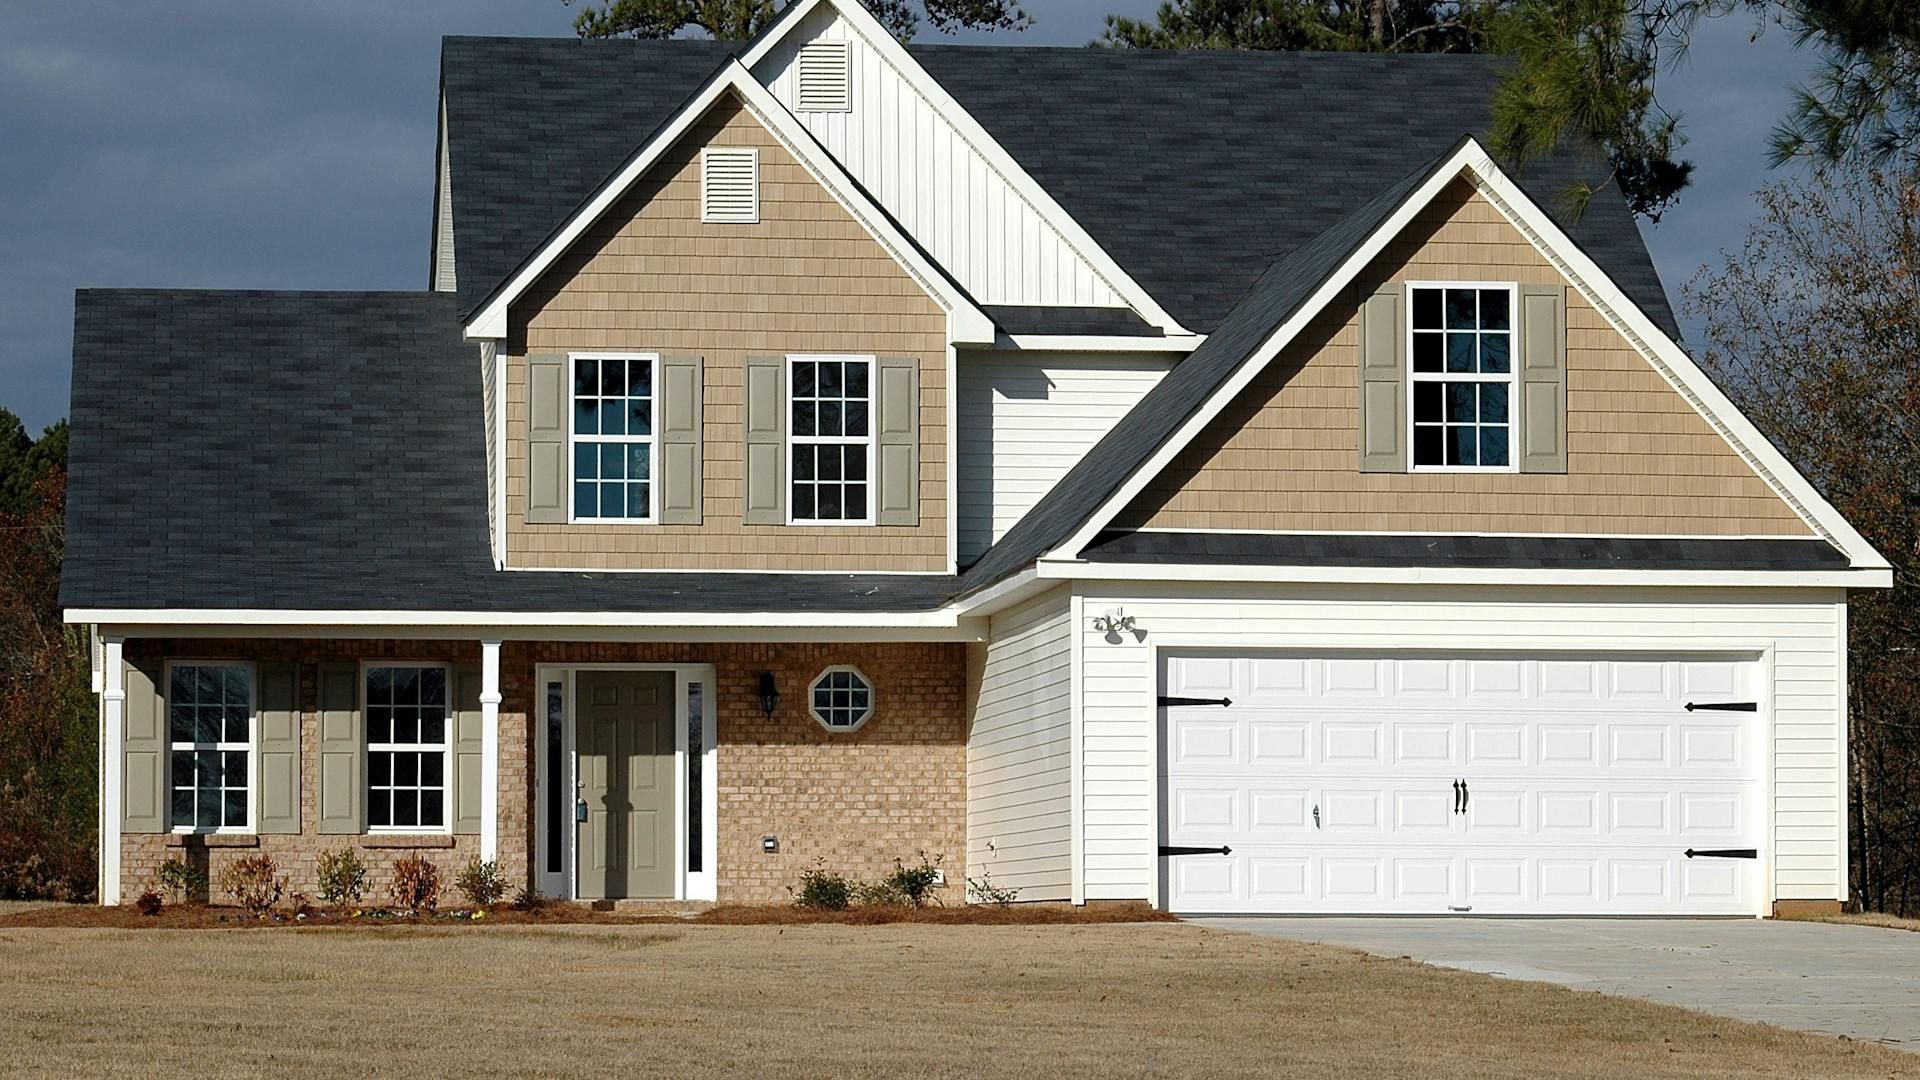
533, 662, 719, 902
1148, 642, 1777, 917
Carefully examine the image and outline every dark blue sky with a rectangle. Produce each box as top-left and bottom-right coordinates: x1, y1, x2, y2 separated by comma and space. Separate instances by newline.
0, 1, 1811, 433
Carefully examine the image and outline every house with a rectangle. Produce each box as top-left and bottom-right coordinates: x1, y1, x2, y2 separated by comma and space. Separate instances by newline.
63, 0, 1888, 916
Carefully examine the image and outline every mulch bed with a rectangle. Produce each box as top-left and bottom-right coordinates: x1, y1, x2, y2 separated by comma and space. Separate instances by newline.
0, 901, 1175, 930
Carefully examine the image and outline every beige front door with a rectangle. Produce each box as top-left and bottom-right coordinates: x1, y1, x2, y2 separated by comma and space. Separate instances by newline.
576, 670, 677, 900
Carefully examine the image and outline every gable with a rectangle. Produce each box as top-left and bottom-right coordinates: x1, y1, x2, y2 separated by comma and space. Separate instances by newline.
1114, 181, 1811, 538
504, 94, 950, 573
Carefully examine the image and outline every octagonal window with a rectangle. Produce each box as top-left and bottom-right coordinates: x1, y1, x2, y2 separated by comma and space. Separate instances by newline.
809, 666, 874, 732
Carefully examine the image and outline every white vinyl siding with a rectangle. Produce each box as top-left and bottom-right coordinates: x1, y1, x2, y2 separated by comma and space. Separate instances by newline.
433, 97, 456, 293
1072, 583, 1848, 908
968, 586, 1073, 899
752, 5, 1124, 308
956, 351, 1173, 562
481, 340, 498, 563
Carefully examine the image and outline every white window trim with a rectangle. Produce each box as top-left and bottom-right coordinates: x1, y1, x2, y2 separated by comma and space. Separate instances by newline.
1406, 280, 1521, 474
700, 146, 760, 224
165, 659, 258, 836
567, 351, 662, 525
807, 664, 875, 733
786, 353, 877, 526
360, 660, 454, 836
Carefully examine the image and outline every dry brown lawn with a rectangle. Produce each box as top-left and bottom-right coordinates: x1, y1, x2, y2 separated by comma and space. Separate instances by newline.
1787, 911, 1920, 934
0, 922, 1906, 1079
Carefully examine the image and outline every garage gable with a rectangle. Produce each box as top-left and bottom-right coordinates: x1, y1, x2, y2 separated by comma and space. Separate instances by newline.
1116, 179, 1812, 538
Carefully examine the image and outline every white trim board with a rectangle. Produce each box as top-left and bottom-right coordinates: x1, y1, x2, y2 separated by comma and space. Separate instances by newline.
1044, 138, 1890, 574
1038, 559, 1888, 590
463, 57, 994, 347
740, 0, 1190, 336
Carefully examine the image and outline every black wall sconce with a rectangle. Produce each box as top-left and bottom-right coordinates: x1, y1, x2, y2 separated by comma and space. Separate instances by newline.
757, 671, 780, 717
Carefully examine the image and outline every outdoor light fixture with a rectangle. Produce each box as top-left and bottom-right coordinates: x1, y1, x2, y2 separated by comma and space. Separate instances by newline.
758, 671, 780, 717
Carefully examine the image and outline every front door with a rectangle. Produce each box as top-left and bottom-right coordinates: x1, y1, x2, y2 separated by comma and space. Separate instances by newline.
576, 670, 676, 899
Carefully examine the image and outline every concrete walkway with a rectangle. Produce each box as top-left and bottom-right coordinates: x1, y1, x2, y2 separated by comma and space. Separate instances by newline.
1193, 917, 1920, 1049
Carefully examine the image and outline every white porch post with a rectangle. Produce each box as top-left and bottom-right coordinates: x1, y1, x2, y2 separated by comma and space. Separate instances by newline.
100, 636, 125, 905
480, 640, 502, 862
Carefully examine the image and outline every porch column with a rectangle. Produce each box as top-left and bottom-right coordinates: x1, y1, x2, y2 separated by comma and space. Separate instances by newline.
480, 640, 502, 862
100, 636, 124, 905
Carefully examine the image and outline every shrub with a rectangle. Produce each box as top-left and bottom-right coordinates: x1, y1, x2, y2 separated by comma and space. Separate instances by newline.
454, 858, 508, 909
388, 854, 441, 916
876, 852, 945, 908
218, 854, 286, 917
966, 871, 1021, 907
156, 855, 208, 904
511, 885, 550, 912
315, 847, 369, 905
135, 889, 164, 916
789, 860, 856, 910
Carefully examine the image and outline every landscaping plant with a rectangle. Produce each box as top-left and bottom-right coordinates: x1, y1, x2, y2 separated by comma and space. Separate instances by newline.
134, 889, 164, 916
966, 870, 1021, 907
217, 853, 286, 918
315, 846, 368, 905
454, 857, 508, 909
387, 854, 441, 916
789, 861, 856, 910
155, 855, 207, 904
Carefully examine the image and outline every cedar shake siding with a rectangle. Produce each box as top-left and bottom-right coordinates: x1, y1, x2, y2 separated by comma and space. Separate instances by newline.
117, 639, 965, 906
504, 94, 950, 571
1115, 181, 1813, 537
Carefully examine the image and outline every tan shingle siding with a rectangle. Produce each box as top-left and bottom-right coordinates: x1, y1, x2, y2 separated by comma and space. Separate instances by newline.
504, 95, 949, 571
1118, 181, 1812, 537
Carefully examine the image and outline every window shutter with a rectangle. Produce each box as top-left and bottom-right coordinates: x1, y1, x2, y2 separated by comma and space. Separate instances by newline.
526, 353, 568, 524
316, 662, 363, 835
743, 354, 787, 525
874, 356, 920, 527
659, 354, 704, 525
701, 148, 759, 224
796, 41, 852, 113
452, 664, 484, 836
256, 662, 301, 834
122, 658, 166, 835
1357, 284, 1407, 473
1519, 283, 1569, 473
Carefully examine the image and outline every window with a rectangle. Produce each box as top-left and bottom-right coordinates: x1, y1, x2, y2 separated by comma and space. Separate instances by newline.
789, 356, 872, 524
366, 665, 450, 831
701, 147, 759, 223
687, 681, 705, 873
572, 353, 655, 521
168, 664, 253, 831
808, 666, 874, 732
796, 41, 852, 112
1409, 283, 1515, 469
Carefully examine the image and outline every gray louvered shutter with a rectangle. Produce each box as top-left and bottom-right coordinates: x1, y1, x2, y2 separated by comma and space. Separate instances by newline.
257, 662, 301, 834
1518, 283, 1569, 473
526, 353, 569, 524
659, 354, 704, 525
874, 356, 920, 526
743, 354, 787, 525
1357, 284, 1407, 473
452, 664, 484, 835
122, 658, 166, 834
316, 662, 363, 834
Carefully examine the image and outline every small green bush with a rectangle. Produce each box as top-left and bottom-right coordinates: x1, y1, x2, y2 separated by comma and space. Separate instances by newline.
966, 870, 1021, 907
316, 847, 369, 905
155, 855, 207, 904
454, 857, 508, 909
876, 852, 945, 908
789, 860, 856, 910
387, 854, 441, 916
511, 885, 550, 912
218, 853, 286, 917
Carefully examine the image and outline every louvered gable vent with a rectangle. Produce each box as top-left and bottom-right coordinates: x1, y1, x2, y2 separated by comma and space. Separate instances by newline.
701, 147, 759, 224
796, 40, 851, 113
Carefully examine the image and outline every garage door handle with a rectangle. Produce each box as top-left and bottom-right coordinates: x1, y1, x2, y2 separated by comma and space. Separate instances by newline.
1452, 779, 1463, 814
1159, 845, 1233, 856
1684, 848, 1757, 859
1158, 695, 1232, 707
1685, 701, 1757, 712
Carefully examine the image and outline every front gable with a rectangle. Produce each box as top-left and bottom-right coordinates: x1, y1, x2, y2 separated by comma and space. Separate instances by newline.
1114, 179, 1813, 538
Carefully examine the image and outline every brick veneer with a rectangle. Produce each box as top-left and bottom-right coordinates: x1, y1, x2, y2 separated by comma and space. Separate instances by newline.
119, 639, 966, 905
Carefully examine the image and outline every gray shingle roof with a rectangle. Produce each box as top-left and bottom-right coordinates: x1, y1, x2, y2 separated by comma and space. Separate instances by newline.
60, 290, 954, 613
1081, 531, 1847, 571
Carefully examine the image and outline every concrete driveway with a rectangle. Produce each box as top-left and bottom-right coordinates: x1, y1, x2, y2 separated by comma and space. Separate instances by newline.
1193, 917, 1920, 1049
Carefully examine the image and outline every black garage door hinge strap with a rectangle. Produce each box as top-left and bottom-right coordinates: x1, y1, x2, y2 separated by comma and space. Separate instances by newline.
1684, 848, 1758, 859
1685, 701, 1758, 712
1159, 845, 1232, 856
1159, 695, 1232, 707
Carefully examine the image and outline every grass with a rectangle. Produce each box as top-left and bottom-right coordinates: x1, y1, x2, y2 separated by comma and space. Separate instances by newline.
0, 923, 1906, 1079
1787, 911, 1920, 934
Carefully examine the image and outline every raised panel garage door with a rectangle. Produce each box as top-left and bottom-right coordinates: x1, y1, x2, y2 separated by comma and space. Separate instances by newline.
1161, 654, 1763, 915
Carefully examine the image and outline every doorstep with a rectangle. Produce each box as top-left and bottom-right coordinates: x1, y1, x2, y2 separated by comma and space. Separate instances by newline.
586, 898, 715, 916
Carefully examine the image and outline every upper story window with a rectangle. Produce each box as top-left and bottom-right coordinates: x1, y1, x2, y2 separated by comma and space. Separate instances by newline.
572, 353, 655, 521
366, 665, 450, 832
168, 663, 254, 832
790, 356, 872, 524
701, 147, 759, 224
1409, 283, 1515, 470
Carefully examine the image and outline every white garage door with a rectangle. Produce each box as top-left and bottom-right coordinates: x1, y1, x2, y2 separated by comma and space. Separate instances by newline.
1161, 654, 1763, 915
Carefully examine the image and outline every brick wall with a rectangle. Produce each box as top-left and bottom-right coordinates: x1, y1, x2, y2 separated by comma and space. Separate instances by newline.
119, 638, 966, 906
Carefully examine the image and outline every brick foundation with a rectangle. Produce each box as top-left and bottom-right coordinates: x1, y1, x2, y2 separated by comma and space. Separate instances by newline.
119, 638, 966, 906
